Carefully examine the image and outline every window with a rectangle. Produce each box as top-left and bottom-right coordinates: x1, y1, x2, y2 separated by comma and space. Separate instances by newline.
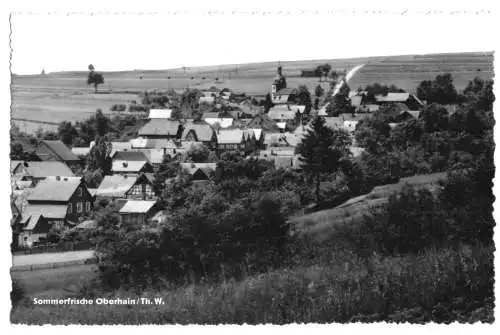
78, 188, 83, 196
68, 203, 72, 213
86, 202, 91, 212
77, 202, 83, 213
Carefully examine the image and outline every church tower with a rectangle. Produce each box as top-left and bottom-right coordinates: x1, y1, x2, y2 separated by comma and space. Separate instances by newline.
271, 66, 287, 101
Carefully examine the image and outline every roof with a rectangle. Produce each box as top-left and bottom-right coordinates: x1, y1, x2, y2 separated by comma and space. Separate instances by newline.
268, 106, 297, 120
291, 105, 306, 114
96, 174, 142, 198
22, 213, 44, 231
341, 113, 373, 122
217, 129, 245, 144
276, 88, 296, 95
374, 92, 410, 103
119, 200, 157, 214
135, 149, 165, 164
39, 140, 80, 162
149, 109, 172, 119
204, 118, 234, 128
72, 147, 92, 156
248, 128, 263, 140
112, 151, 149, 161
264, 132, 299, 147
138, 119, 181, 137
10, 161, 23, 174
202, 112, 220, 119
28, 178, 82, 202
87, 188, 98, 197
23, 204, 67, 220
276, 122, 286, 130
112, 160, 149, 173
21, 161, 75, 179
111, 141, 133, 152
180, 163, 217, 175
182, 122, 216, 142
199, 96, 215, 103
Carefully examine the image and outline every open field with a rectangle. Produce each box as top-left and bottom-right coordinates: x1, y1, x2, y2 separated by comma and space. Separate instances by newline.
11, 52, 493, 133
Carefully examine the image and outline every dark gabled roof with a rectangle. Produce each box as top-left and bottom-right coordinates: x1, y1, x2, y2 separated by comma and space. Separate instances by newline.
39, 140, 80, 162
182, 122, 216, 142
138, 119, 182, 137
112, 151, 149, 161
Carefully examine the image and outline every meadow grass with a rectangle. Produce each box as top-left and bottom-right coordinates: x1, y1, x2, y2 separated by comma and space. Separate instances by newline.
11, 244, 493, 324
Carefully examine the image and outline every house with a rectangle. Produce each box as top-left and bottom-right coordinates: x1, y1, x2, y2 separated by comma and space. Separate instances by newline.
182, 122, 218, 150
12, 161, 75, 189
95, 174, 155, 200
272, 88, 296, 104
263, 132, 300, 149
149, 109, 173, 119
341, 113, 373, 133
22, 176, 94, 231
112, 160, 154, 174
35, 140, 81, 168
180, 162, 217, 181
118, 200, 162, 226
17, 213, 51, 248
202, 112, 221, 119
138, 119, 183, 139
217, 129, 247, 152
199, 96, 215, 104
268, 105, 298, 122
374, 93, 424, 110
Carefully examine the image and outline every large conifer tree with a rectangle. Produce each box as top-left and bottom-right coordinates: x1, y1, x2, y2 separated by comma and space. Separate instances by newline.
296, 116, 351, 207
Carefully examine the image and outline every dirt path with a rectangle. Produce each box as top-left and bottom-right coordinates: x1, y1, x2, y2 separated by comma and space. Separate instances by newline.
12, 250, 95, 267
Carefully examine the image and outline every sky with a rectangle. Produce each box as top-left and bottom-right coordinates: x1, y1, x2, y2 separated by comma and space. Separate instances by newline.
10, 9, 495, 75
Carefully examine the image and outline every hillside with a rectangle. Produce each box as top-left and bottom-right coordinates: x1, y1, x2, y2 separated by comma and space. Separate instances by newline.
291, 172, 447, 243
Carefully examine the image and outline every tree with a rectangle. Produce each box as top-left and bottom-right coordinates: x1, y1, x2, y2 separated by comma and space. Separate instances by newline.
94, 109, 111, 136
87, 64, 105, 93
58, 121, 78, 146
463, 77, 495, 111
87, 136, 112, 175
296, 116, 351, 207
416, 73, 458, 104
296, 85, 312, 114
264, 93, 274, 113
326, 84, 354, 116
314, 84, 325, 98
186, 143, 210, 163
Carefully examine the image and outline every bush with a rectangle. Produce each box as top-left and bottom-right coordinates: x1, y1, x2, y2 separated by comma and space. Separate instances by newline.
11, 279, 25, 309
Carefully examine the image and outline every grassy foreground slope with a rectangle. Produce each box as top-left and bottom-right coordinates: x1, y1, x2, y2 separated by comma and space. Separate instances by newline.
11, 243, 492, 324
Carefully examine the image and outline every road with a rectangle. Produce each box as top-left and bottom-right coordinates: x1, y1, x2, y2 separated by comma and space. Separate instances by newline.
12, 250, 95, 267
